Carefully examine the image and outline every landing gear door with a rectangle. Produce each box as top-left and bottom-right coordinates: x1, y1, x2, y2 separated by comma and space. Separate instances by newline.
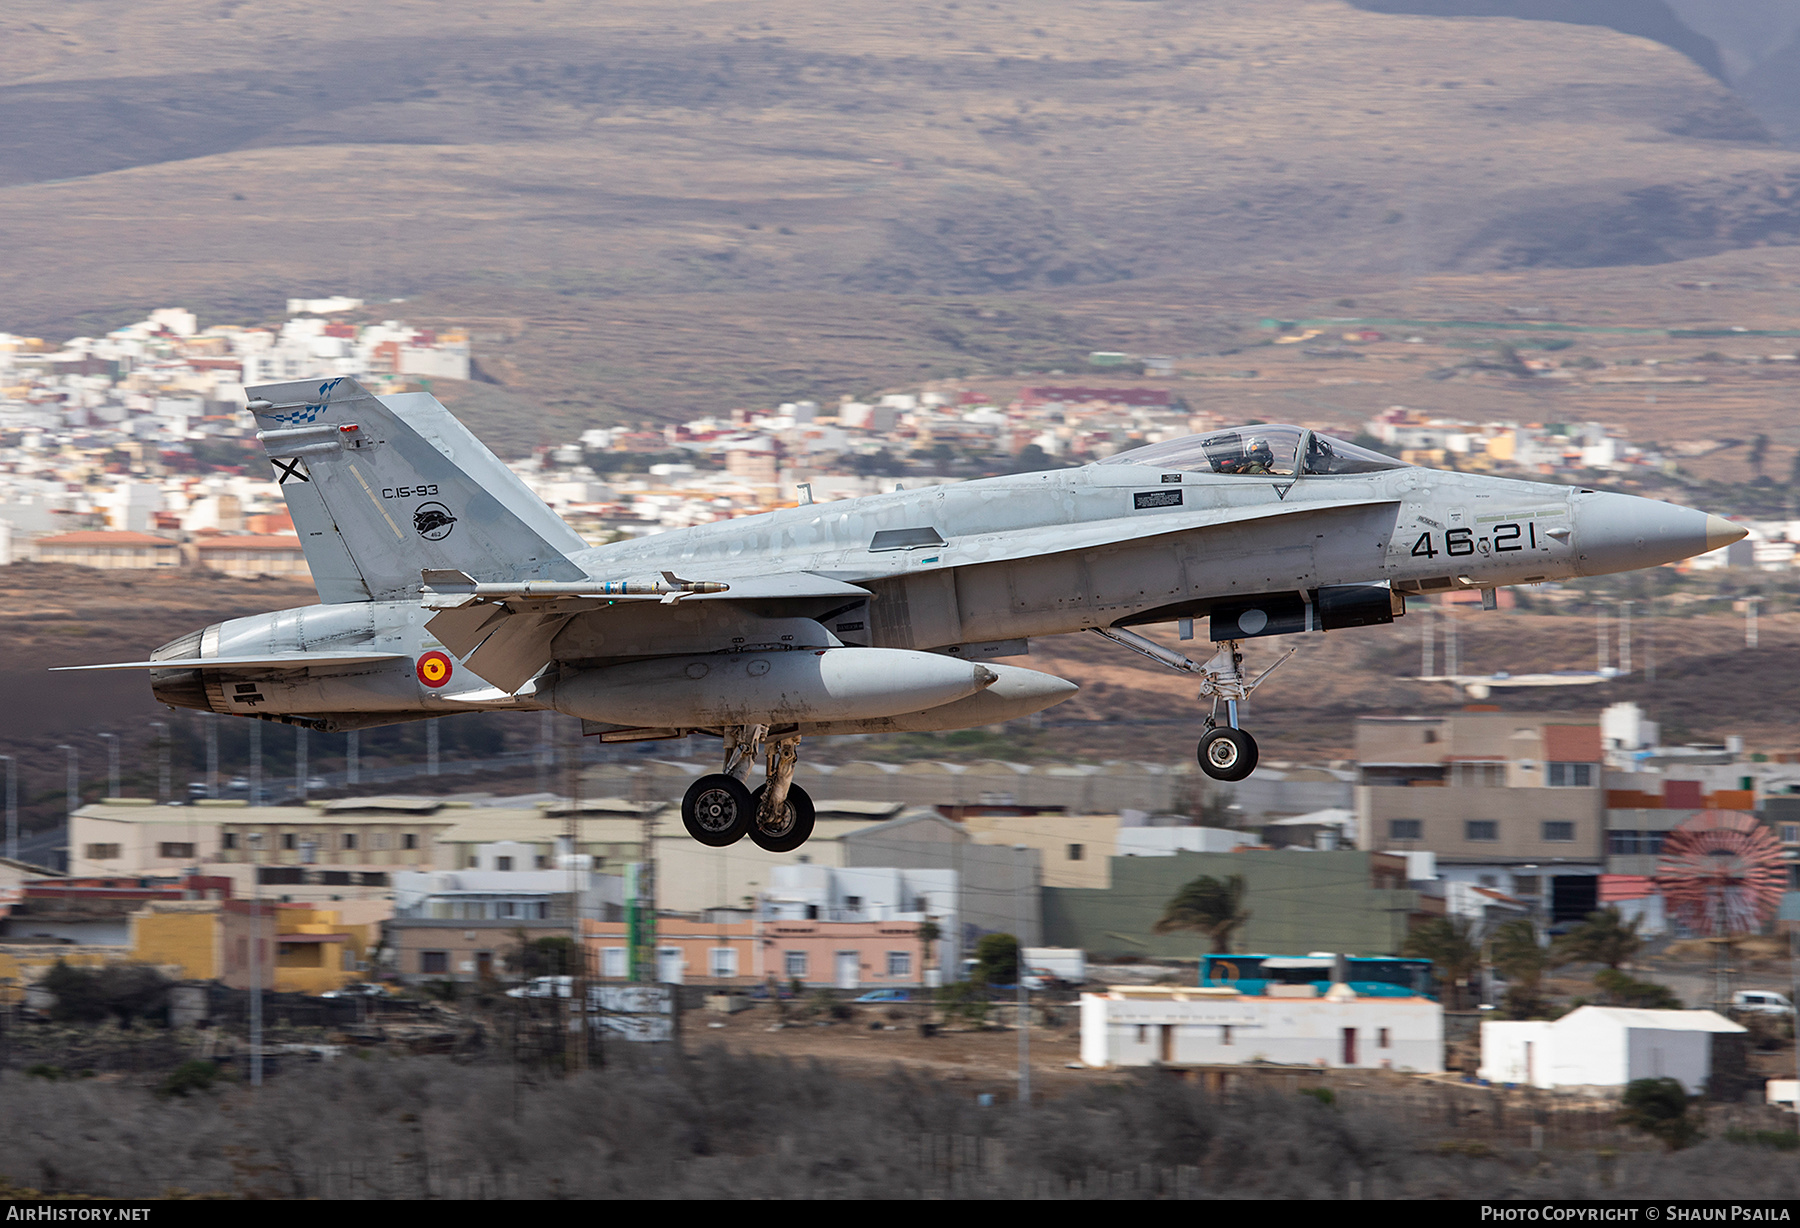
1210, 592, 1312, 641
827, 601, 871, 647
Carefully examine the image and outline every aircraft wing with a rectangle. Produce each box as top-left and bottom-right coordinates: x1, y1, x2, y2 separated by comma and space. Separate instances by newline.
422, 570, 871, 693
53, 652, 410, 672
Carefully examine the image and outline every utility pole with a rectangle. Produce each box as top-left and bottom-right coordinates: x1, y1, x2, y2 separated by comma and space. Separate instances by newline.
1595, 604, 1609, 673
1791, 927, 1800, 1116
631, 816, 658, 984
295, 726, 308, 802
248, 832, 264, 1088
248, 721, 262, 807
426, 719, 439, 777
98, 733, 119, 799
1444, 606, 1459, 677
57, 745, 77, 872
1746, 596, 1762, 650
1618, 600, 1632, 675
1016, 845, 1030, 1110
150, 720, 170, 804
346, 731, 359, 787
1714, 891, 1732, 1015
1419, 602, 1434, 677
566, 716, 586, 1071
537, 710, 553, 794
206, 715, 219, 799
1, 755, 16, 863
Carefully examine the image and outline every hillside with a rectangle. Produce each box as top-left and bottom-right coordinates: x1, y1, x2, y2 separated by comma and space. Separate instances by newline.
3, 1, 1796, 334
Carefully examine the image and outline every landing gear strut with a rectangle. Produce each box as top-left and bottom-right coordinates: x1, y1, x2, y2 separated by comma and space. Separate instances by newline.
678, 724, 815, 849
1090, 627, 1293, 783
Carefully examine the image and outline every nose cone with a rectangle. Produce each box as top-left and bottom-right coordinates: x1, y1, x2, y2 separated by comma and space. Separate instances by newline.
1574, 492, 1743, 576
1705, 514, 1748, 553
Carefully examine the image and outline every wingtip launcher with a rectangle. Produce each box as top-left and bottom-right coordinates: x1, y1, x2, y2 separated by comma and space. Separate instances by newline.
419, 569, 730, 608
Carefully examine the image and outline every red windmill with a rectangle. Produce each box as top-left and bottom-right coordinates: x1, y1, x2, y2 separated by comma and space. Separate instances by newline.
1653, 810, 1786, 936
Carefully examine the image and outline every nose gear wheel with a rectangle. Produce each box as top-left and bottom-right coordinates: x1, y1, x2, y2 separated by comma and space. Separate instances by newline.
1198, 727, 1258, 782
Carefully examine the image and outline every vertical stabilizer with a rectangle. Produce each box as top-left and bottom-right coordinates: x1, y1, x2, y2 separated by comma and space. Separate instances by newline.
248, 377, 587, 602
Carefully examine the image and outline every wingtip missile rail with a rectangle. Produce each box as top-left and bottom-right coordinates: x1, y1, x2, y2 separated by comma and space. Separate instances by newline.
419, 568, 730, 608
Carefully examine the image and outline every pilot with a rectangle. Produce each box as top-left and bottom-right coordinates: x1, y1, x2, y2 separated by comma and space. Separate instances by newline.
1226, 437, 1276, 475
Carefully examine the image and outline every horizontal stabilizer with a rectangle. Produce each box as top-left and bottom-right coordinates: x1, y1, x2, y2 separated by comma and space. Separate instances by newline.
53, 652, 408, 672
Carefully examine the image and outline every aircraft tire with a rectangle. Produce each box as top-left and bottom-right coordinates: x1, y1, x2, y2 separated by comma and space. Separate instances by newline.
1197, 728, 1258, 782
683, 774, 754, 846
748, 783, 816, 853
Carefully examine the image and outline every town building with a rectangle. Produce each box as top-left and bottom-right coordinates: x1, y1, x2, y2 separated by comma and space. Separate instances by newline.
839, 812, 1041, 965
392, 852, 624, 923
579, 917, 933, 989
69, 796, 546, 906
1080, 984, 1443, 1072
383, 915, 574, 984
1356, 712, 1605, 921
34, 530, 181, 569
1044, 847, 1429, 960
191, 533, 310, 579
0, 874, 230, 945
141, 900, 374, 994
1114, 825, 1262, 859
964, 812, 1122, 889
431, 801, 655, 876
1480, 1006, 1747, 1095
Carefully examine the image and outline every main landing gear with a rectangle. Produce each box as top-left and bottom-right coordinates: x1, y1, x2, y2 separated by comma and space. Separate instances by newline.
1089, 627, 1296, 784
680, 724, 816, 851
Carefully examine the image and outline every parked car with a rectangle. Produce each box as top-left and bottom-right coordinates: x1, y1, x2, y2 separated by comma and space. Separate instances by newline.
304, 777, 328, 792
321, 982, 389, 999
186, 782, 210, 800
851, 989, 913, 1003
227, 777, 249, 793
1733, 990, 1794, 1017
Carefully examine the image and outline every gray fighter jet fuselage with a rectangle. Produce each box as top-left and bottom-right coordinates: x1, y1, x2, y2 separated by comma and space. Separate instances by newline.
67, 380, 1743, 850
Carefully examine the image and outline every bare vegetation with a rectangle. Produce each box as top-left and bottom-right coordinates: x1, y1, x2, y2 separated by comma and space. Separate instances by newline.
1, 1049, 1799, 1199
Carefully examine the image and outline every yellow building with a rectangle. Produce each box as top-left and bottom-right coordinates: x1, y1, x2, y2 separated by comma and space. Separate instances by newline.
0, 903, 371, 1002
0, 947, 116, 1005
129, 900, 373, 993
267, 905, 373, 994
965, 813, 1122, 889
130, 900, 227, 980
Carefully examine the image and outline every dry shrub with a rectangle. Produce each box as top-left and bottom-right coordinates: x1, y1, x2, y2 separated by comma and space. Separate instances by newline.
1, 1050, 1798, 1199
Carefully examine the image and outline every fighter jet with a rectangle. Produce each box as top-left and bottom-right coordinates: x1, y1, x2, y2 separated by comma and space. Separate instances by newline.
63, 377, 1743, 851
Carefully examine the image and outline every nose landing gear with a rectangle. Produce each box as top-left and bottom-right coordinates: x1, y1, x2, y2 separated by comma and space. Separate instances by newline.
1089, 626, 1292, 783
678, 724, 816, 849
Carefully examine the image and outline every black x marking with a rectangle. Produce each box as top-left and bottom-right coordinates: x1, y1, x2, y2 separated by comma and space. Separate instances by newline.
273, 457, 310, 484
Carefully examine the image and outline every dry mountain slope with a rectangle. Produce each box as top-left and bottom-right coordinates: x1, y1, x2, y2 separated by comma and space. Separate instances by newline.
3, 0, 1800, 340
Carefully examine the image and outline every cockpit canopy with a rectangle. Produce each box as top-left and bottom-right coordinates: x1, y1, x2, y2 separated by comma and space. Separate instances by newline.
1097, 425, 1406, 477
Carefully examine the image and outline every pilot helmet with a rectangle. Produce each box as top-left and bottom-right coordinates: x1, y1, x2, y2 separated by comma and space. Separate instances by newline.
1246, 437, 1274, 465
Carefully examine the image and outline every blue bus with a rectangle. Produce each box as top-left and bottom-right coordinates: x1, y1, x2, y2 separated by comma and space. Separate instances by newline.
1197, 954, 1435, 1000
